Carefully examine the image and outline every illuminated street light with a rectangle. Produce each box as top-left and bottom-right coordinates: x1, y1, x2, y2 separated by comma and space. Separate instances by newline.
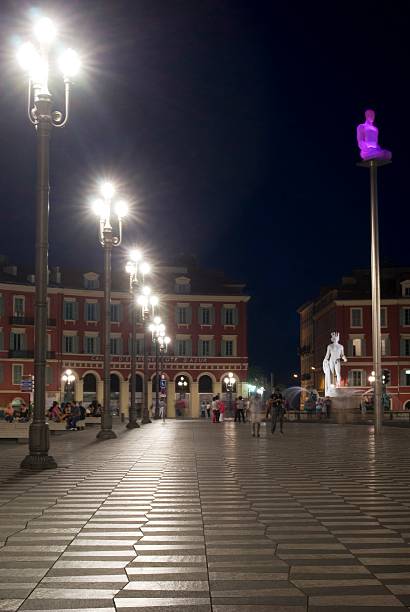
125, 249, 150, 429
92, 180, 128, 441
18, 16, 79, 471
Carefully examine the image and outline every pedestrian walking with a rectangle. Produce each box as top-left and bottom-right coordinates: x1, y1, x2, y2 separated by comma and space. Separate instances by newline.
234, 396, 245, 422
249, 394, 264, 437
219, 399, 225, 422
200, 400, 206, 418
271, 388, 284, 434
206, 400, 211, 419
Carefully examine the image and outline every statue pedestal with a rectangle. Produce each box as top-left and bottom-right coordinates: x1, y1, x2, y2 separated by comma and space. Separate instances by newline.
329, 389, 362, 424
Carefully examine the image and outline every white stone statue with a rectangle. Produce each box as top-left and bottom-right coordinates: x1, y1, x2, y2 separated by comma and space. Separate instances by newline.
323, 331, 347, 396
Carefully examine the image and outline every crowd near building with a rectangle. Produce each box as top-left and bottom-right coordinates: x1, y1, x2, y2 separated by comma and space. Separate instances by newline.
298, 267, 410, 409
0, 255, 249, 418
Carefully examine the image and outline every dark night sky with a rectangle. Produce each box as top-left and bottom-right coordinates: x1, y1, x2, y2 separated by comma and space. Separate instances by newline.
0, 1, 409, 384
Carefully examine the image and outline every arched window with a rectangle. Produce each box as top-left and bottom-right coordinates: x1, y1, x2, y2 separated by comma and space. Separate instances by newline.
110, 373, 120, 393
83, 373, 97, 393
198, 375, 213, 393
404, 400, 410, 410
129, 375, 143, 393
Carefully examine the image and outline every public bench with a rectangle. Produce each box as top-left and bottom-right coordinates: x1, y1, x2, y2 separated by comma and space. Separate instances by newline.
85, 416, 101, 425
0, 422, 29, 442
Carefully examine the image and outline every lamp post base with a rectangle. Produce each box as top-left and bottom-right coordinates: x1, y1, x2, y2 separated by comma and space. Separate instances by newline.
126, 421, 140, 429
96, 429, 117, 440
20, 453, 57, 470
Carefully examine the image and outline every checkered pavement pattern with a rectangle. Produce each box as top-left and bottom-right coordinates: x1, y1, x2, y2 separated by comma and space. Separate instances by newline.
0, 420, 409, 611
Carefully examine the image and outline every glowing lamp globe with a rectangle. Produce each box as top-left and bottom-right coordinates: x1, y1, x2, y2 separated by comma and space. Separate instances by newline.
59, 48, 80, 78
115, 200, 128, 219
92, 199, 109, 219
34, 17, 56, 44
140, 262, 150, 275
100, 181, 115, 200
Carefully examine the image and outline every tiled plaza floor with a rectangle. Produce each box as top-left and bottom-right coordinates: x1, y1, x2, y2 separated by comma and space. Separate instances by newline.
0, 420, 410, 611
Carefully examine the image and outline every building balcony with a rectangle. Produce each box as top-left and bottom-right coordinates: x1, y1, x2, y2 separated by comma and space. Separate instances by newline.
8, 350, 34, 358
8, 350, 56, 359
9, 316, 34, 325
8, 316, 56, 326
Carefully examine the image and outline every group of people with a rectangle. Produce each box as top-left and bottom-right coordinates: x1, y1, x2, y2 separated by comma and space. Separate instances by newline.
248, 389, 285, 437
304, 391, 331, 418
3, 402, 31, 423
47, 400, 102, 430
200, 389, 287, 437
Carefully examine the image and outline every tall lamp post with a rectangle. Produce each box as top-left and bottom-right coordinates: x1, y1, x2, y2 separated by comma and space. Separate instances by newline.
125, 251, 150, 429
137, 286, 158, 424
92, 182, 128, 440
224, 372, 235, 417
357, 109, 391, 435
158, 334, 171, 422
149, 317, 167, 419
18, 17, 80, 470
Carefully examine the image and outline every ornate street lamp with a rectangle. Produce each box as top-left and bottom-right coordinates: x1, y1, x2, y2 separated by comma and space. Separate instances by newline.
224, 372, 235, 417
178, 376, 188, 399
149, 317, 167, 419
93, 182, 128, 440
18, 17, 80, 470
137, 286, 158, 424
62, 369, 75, 403
125, 251, 150, 429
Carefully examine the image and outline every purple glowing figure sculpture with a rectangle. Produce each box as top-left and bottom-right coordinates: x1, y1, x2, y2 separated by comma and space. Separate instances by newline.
357, 109, 392, 161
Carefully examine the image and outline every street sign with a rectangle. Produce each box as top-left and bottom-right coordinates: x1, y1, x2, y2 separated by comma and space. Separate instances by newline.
20, 375, 34, 393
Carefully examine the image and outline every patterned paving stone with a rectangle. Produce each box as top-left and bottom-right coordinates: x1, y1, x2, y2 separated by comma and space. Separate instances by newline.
0, 422, 410, 609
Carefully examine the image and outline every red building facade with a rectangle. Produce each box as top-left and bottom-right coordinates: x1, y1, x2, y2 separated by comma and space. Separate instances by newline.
298, 268, 410, 409
0, 260, 249, 417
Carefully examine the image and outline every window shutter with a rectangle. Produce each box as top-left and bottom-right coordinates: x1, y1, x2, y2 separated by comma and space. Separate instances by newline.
221, 339, 226, 356
0, 330, 3, 351
347, 370, 353, 386
73, 301, 78, 321
400, 338, 406, 356
233, 307, 239, 325
209, 339, 215, 357
199, 307, 203, 324
83, 336, 88, 353
221, 307, 226, 325
95, 303, 101, 321
186, 338, 192, 356
0, 295, 4, 317
46, 366, 53, 385
347, 339, 353, 357
187, 306, 192, 324
362, 339, 366, 357
96, 336, 101, 354
20, 334, 26, 350
210, 307, 215, 325
84, 303, 88, 321
118, 337, 123, 355
118, 303, 123, 321
73, 336, 79, 353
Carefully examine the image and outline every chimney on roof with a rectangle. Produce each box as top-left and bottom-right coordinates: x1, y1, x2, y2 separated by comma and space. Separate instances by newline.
51, 266, 61, 284
4, 265, 17, 276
